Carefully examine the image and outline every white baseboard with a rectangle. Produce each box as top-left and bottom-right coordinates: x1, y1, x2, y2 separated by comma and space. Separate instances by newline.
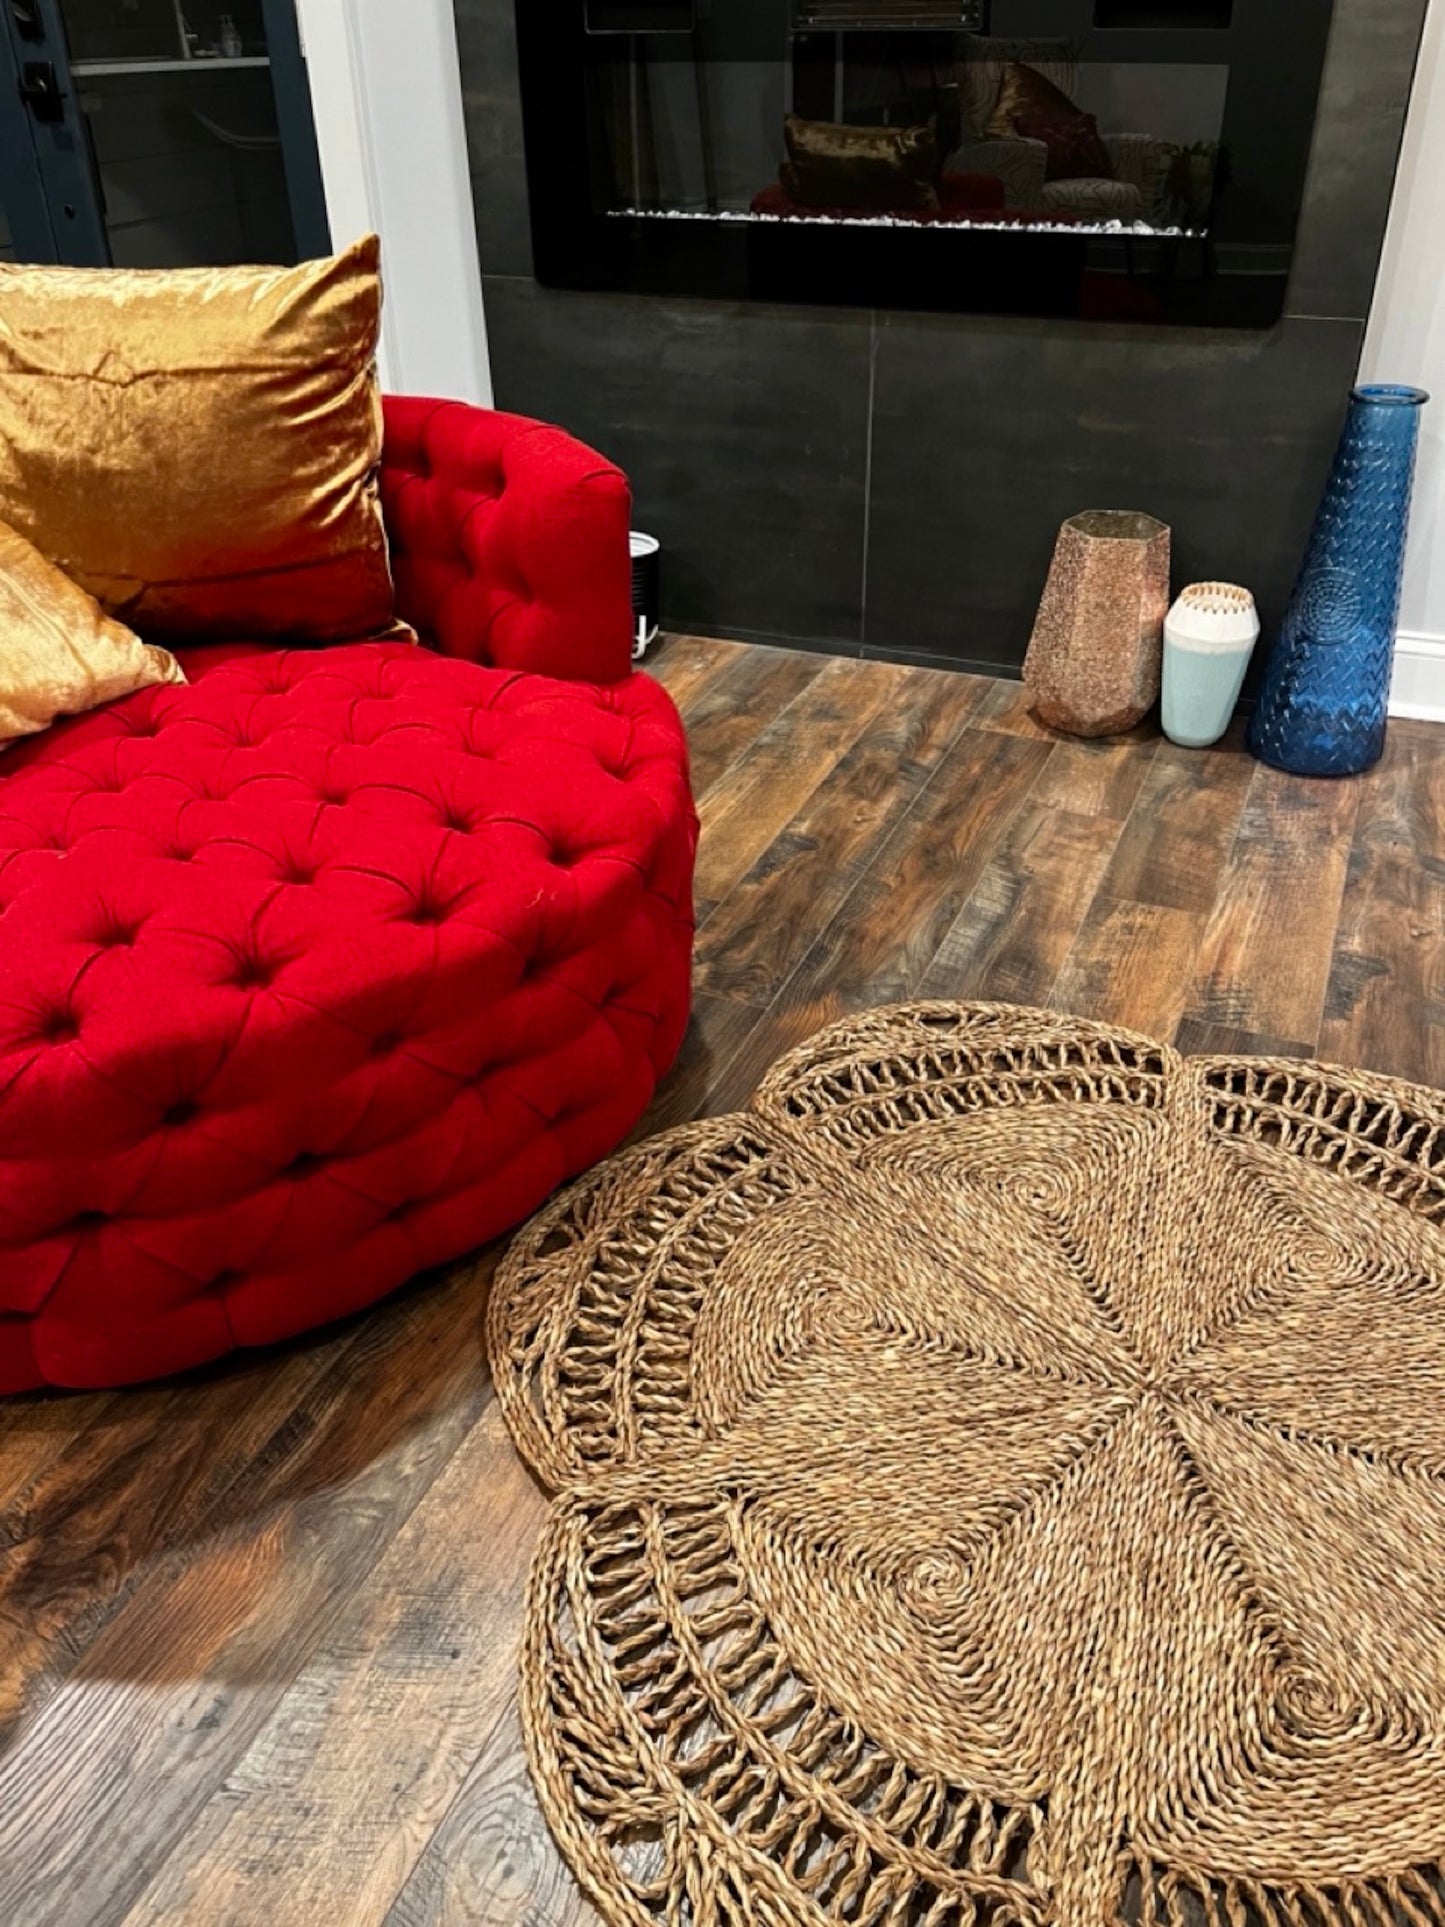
1389, 631, 1445, 721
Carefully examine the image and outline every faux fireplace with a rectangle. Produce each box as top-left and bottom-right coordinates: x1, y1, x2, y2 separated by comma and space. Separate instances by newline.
516, 0, 1338, 327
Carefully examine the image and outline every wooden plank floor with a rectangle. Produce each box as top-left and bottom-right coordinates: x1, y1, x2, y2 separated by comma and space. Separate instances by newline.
2, 634, 1442, 1926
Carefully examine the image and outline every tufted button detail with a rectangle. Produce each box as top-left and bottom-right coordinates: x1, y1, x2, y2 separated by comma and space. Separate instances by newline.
68, 1209, 108, 1234
281, 862, 317, 886
232, 956, 277, 991
405, 893, 453, 926
162, 1098, 199, 1127
41, 1011, 79, 1045
370, 1031, 402, 1057
285, 1151, 326, 1178
439, 808, 473, 834
319, 786, 348, 807
101, 922, 142, 950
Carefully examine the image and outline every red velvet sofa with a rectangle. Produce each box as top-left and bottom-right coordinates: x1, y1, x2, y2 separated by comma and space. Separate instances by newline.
0, 398, 697, 1392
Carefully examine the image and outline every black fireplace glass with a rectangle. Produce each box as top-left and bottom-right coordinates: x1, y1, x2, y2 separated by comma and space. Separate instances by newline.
1094, 0, 1233, 27
516, 0, 1336, 326
586, 0, 698, 30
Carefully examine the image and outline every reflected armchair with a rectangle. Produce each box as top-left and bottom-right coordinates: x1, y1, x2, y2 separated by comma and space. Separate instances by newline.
950, 40, 1169, 220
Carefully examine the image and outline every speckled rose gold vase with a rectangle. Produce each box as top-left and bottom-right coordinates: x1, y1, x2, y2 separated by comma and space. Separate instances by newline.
1023, 511, 1171, 737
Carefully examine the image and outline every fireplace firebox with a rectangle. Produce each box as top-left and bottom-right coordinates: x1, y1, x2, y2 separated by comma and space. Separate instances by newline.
516, 0, 1338, 327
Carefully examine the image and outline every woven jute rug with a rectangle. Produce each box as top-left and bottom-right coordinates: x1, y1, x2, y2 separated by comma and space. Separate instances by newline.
488, 1002, 1445, 1927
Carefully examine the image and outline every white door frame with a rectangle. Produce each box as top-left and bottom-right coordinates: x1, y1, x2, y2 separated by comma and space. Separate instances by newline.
293, 0, 492, 405
1362, 0, 1444, 714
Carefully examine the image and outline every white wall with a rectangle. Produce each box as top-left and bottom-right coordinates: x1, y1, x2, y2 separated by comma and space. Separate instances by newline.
294, 0, 492, 404
1362, 0, 1445, 663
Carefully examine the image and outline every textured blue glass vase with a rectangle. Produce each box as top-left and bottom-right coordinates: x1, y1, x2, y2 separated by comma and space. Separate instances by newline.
1249, 383, 1428, 776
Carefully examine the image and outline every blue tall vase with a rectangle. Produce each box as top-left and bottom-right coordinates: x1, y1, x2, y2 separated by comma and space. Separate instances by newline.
1249, 383, 1428, 777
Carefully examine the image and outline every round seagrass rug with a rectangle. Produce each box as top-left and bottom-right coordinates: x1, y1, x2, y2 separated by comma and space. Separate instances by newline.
487, 1002, 1445, 1927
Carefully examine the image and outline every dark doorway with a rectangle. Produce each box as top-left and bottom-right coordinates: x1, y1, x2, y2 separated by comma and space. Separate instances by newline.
0, 0, 329, 267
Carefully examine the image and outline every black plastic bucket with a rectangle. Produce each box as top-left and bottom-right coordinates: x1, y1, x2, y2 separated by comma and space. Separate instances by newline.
630, 531, 660, 660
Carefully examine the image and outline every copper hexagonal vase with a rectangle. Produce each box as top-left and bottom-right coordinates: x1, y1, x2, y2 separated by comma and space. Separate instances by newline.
1023, 511, 1171, 736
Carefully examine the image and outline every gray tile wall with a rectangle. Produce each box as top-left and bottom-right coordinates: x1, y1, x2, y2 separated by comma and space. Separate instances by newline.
457, 0, 1427, 674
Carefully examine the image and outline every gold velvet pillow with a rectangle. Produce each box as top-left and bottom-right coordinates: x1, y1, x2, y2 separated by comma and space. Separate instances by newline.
0, 516, 184, 748
0, 236, 395, 643
783, 116, 940, 212
984, 62, 1081, 138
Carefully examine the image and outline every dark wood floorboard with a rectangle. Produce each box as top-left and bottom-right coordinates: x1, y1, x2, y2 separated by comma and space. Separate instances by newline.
2, 633, 1441, 1926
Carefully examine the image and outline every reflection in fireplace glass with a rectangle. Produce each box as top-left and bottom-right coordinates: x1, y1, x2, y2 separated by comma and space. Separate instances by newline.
586, 0, 697, 31
518, 0, 1336, 326
598, 33, 1226, 234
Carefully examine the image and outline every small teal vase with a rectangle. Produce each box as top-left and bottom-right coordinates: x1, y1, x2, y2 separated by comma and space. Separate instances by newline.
1249, 383, 1428, 777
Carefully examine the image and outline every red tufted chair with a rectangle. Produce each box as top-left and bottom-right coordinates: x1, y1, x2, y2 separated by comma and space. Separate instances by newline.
0, 397, 697, 1392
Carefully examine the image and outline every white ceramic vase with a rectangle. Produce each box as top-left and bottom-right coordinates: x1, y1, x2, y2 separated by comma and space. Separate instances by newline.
1161, 582, 1260, 748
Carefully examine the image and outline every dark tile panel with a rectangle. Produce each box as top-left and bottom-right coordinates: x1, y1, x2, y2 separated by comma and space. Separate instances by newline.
862, 642, 1009, 678
453, 0, 534, 279
481, 276, 874, 648
672, 622, 862, 659
863, 313, 1363, 674
1287, 0, 1430, 319
650, 630, 1006, 679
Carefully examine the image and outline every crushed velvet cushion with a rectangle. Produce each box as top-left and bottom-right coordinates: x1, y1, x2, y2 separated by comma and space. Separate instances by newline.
1016, 112, 1115, 182
0, 237, 395, 644
0, 516, 184, 749
956, 38, 1080, 139
984, 61, 1081, 137
783, 116, 940, 211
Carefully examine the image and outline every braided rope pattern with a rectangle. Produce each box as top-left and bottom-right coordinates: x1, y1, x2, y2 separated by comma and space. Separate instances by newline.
489, 1002, 1445, 1927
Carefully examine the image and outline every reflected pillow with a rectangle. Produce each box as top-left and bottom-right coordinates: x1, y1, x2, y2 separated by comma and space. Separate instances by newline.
0, 237, 396, 643
0, 516, 184, 749
984, 62, 1081, 138
783, 116, 940, 212
1016, 112, 1114, 182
